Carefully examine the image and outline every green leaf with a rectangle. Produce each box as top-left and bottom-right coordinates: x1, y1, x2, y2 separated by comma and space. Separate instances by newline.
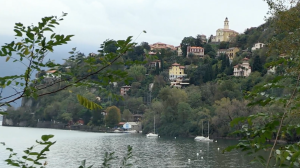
41, 134, 54, 142
77, 94, 102, 110
0, 112, 8, 115
26, 32, 34, 40
14, 29, 22, 37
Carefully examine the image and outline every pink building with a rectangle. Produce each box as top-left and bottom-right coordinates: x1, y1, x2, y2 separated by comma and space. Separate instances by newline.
150, 42, 176, 50
187, 46, 204, 58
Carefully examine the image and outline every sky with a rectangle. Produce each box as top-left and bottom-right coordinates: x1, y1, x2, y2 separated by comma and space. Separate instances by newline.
0, 0, 269, 54
0, 0, 269, 107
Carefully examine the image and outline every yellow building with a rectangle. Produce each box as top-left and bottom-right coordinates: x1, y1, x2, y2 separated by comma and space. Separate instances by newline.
212, 17, 238, 42
226, 47, 239, 60
169, 63, 186, 81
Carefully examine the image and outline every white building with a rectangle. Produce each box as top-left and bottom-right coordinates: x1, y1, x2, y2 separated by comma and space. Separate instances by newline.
233, 58, 251, 77
251, 43, 265, 51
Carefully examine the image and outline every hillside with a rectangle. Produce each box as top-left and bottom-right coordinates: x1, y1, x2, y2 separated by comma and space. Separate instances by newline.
4, 15, 296, 139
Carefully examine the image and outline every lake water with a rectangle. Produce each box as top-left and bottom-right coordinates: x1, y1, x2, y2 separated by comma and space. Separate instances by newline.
0, 126, 263, 168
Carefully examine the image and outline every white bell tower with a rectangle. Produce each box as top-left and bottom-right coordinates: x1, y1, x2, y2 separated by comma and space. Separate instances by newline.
224, 17, 229, 29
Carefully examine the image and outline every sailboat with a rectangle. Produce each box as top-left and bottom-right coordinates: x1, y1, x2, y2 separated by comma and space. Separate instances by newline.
195, 121, 213, 142
146, 115, 158, 138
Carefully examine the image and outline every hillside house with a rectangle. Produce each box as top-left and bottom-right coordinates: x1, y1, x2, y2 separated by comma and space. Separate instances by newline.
150, 42, 176, 50
120, 85, 131, 96
175, 46, 183, 56
227, 47, 240, 60
251, 42, 265, 51
149, 60, 161, 69
187, 46, 204, 58
217, 47, 239, 60
233, 58, 251, 77
169, 63, 187, 81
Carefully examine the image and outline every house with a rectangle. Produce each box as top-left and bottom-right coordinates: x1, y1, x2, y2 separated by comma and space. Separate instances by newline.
44, 70, 61, 79
175, 46, 183, 56
267, 66, 276, 74
226, 47, 240, 60
169, 63, 187, 81
149, 60, 161, 69
187, 46, 204, 58
133, 114, 143, 122
251, 42, 265, 51
170, 78, 190, 88
217, 47, 239, 60
122, 122, 142, 132
217, 49, 227, 56
211, 17, 239, 42
150, 42, 176, 50
120, 85, 131, 96
233, 58, 251, 77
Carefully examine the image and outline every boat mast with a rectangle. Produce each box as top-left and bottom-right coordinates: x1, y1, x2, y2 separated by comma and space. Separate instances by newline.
208, 121, 210, 138
154, 115, 155, 134
202, 120, 204, 136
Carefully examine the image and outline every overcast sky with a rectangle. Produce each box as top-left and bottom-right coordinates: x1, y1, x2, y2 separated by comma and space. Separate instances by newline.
1, 0, 269, 54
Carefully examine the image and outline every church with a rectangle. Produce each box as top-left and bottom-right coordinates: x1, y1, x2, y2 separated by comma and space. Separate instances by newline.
211, 17, 238, 42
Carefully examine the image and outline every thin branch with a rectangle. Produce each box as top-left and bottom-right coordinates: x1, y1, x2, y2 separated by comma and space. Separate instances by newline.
37, 51, 127, 97
1, 46, 129, 106
266, 72, 300, 167
7, 56, 29, 68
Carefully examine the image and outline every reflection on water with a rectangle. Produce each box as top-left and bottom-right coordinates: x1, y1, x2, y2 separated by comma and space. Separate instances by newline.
0, 126, 264, 168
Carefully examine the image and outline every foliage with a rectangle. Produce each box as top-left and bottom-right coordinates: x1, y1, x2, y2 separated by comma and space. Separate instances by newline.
1, 135, 133, 168
223, 1, 300, 167
77, 94, 102, 110
122, 109, 133, 122
2, 135, 55, 167
105, 106, 121, 127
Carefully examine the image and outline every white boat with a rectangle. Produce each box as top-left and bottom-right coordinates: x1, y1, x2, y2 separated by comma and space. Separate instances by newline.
195, 121, 213, 142
124, 130, 137, 133
146, 133, 158, 137
146, 115, 158, 138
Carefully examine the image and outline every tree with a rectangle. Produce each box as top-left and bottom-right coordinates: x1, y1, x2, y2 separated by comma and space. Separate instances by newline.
252, 55, 263, 72
0, 14, 144, 113
127, 65, 147, 82
180, 36, 203, 57
105, 106, 121, 127
122, 109, 133, 122
225, 1, 300, 167
219, 41, 229, 49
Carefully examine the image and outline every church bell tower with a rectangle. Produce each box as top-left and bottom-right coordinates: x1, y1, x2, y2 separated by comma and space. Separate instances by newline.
224, 17, 229, 29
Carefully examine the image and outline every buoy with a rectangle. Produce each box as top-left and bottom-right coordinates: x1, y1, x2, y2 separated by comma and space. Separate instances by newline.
218, 148, 220, 151
159, 136, 160, 138
197, 153, 199, 156
175, 137, 176, 139
215, 140, 218, 142
201, 156, 203, 159
200, 150, 202, 153
188, 159, 191, 163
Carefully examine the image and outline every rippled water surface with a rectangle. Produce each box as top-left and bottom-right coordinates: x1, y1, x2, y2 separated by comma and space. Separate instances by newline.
0, 126, 263, 168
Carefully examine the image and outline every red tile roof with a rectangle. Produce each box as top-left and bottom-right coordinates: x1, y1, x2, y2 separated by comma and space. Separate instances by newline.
172, 63, 180, 66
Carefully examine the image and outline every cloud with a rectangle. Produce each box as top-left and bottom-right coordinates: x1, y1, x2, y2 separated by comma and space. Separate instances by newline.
0, 0, 269, 47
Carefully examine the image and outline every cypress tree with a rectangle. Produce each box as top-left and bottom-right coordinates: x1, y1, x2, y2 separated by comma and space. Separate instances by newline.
214, 65, 219, 78
155, 62, 160, 75
221, 55, 226, 72
253, 55, 263, 72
